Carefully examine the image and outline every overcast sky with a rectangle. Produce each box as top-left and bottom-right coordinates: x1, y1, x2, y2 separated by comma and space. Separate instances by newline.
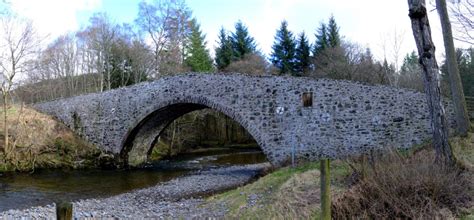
2, 0, 471, 67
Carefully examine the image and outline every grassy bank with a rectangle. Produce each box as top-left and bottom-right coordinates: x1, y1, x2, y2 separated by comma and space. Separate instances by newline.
207, 132, 474, 219
207, 160, 351, 219
0, 105, 101, 172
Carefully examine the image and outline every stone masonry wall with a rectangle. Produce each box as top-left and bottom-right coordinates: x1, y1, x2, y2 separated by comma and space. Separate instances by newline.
34, 73, 454, 166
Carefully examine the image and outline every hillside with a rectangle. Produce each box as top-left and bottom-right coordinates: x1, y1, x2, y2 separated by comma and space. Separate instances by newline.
0, 105, 101, 172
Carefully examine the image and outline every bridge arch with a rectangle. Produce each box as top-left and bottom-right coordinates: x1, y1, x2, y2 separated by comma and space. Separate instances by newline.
120, 95, 269, 167
34, 74, 455, 168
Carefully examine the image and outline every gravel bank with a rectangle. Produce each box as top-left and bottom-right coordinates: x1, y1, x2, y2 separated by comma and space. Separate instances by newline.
0, 163, 270, 219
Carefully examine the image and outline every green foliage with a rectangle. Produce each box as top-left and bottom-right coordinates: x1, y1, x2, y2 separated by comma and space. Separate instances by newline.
231, 21, 257, 60
108, 46, 147, 89
270, 20, 297, 75
459, 48, 474, 97
313, 22, 328, 56
294, 32, 311, 76
215, 27, 233, 70
441, 48, 474, 97
327, 15, 341, 48
400, 51, 420, 75
185, 19, 213, 72
313, 15, 341, 58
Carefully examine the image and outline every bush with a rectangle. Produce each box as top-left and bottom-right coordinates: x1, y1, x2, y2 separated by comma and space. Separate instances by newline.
332, 150, 473, 219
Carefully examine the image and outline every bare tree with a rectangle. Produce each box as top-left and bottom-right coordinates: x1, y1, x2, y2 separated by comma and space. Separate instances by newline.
407, 0, 455, 164
136, 0, 192, 77
448, 0, 474, 44
0, 13, 38, 159
40, 34, 79, 97
437, 0, 471, 136
77, 13, 117, 92
223, 53, 270, 75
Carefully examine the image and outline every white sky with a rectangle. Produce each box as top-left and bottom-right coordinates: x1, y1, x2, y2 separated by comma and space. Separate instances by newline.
2, 0, 472, 69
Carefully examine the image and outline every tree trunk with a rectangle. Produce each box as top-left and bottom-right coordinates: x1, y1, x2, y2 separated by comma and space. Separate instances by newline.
2, 93, 8, 157
436, 0, 471, 136
407, 0, 455, 165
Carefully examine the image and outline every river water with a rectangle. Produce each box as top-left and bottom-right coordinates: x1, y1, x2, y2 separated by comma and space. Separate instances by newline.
0, 148, 266, 212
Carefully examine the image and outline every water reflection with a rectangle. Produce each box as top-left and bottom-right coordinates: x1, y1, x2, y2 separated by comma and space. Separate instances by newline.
0, 148, 266, 211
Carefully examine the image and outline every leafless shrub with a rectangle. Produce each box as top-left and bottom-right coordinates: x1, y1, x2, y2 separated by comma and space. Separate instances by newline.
332, 150, 473, 219
223, 53, 272, 76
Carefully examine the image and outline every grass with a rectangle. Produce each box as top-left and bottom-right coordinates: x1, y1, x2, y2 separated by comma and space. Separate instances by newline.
206, 160, 351, 219
205, 130, 474, 219
0, 104, 101, 172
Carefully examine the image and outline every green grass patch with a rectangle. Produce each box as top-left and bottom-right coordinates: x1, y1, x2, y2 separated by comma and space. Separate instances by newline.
207, 160, 350, 219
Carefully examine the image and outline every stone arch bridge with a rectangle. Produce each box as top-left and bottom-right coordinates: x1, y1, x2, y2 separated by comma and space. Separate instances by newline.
34, 73, 453, 167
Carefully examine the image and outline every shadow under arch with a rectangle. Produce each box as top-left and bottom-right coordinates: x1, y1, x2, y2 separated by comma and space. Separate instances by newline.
120, 96, 268, 167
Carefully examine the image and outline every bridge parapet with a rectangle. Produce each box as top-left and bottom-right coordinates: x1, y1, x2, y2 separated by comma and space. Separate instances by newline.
34, 73, 455, 167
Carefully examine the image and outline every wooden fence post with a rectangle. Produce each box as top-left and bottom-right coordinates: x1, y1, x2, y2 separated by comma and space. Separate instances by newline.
56, 201, 73, 220
320, 158, 331, 220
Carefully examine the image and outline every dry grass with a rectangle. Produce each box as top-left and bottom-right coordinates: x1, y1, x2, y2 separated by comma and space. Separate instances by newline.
0, 104, 100, 171
207, 132, 474, 219
332, 149, 474, 219
207, 161, 351, 219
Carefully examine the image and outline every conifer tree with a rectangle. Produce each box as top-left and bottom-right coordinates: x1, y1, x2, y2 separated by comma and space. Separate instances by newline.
327, 15, 341, 47
294, 32, 311, 75
270, 20, 296, 75
215, 27, 233, 70
231, 21, 257, 60
185, 19, 213, 72
313, 23, 328, 57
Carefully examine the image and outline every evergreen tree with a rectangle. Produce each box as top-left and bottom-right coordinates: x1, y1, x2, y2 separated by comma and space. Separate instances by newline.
313, 22, 328, 57
294, 32, 311, 75
400, 51, 419, 75
270, 20, 296, 75
460, 48, 474, 97
215, 27, 233, 70
185, 19, 213, 72
231, 21, 257, 60
327, 15, 341, 47
442, 48, 474, 97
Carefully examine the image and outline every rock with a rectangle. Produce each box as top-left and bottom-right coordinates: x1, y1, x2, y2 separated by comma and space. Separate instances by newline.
0, 163, 270, 219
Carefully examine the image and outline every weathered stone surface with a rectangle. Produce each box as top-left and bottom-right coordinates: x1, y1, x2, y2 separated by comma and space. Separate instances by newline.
33, 73, 454, 167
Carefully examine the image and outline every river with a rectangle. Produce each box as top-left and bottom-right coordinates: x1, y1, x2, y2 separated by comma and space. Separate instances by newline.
0, 148, 266, 212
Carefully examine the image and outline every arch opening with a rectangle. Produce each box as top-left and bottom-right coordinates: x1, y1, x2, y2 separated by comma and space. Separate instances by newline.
120, 102, 269, 167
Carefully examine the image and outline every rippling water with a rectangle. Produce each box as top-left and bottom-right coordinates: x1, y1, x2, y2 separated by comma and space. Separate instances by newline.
0, 148, 266, 212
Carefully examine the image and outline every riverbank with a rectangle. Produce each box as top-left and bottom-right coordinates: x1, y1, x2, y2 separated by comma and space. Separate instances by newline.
1, 137, 472, 219
0, 105, 101, 172
0, 163, 271, 218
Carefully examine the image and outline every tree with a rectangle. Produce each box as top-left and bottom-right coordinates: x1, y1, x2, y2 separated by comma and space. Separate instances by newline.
0, 13, 38, 159
436, 0, 470, 136
448, 0, 473, 44
40, 34, 79, 97
230, 21, 257, 60
215, 28, 233, 71
382, 58, 396, 85
313, 22, 328, 57
294, 32, 311, 76
327, 15, 341, 47
223, 53, 269, 75
136, 0, 192, 77
184, 19, 213, 72
108, 26, 150, 89
407, 0, 455, 165
459, 48, 474, 97
399, 51, 424, 91
270, 20, 296, 75
78, 13, 118, 92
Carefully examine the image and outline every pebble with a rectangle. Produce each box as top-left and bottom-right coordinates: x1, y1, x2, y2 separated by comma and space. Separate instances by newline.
0, 163, 270, 219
